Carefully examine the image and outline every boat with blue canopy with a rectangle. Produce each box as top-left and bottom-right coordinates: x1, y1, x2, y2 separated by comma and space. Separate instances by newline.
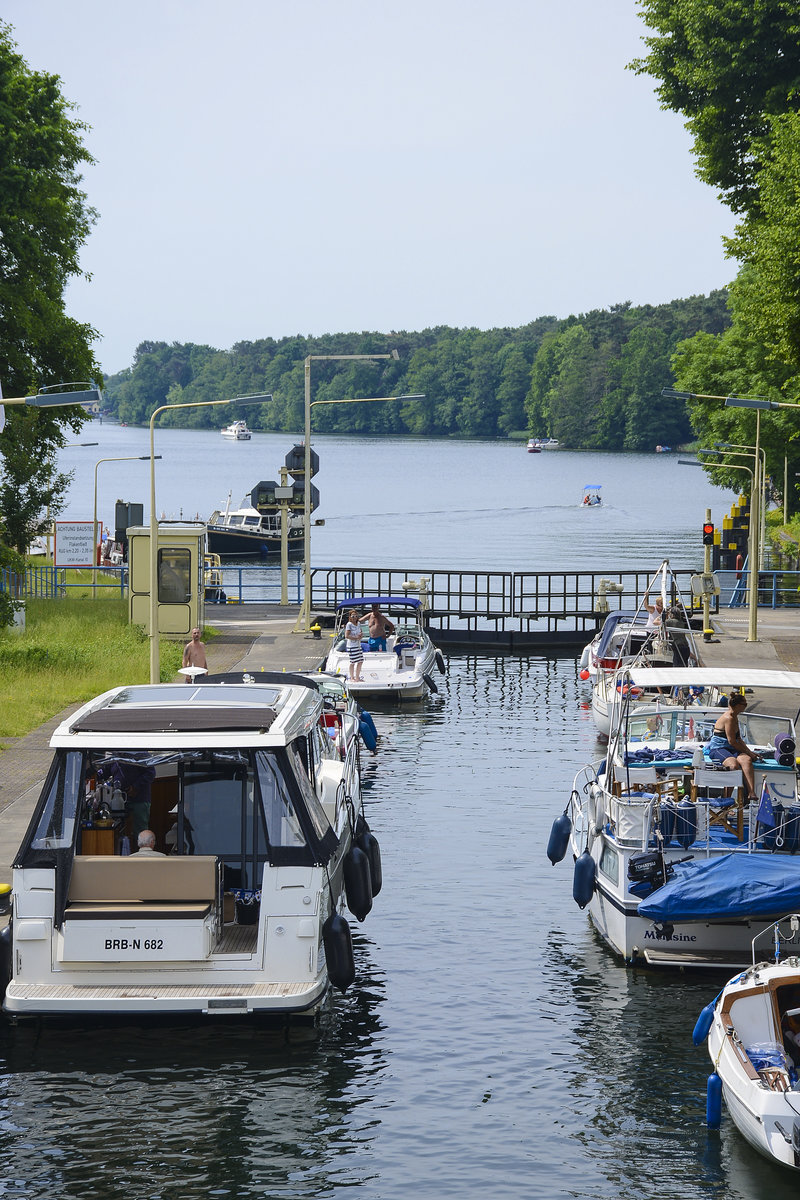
552, 666, 800, 969
581, 485, 602, 507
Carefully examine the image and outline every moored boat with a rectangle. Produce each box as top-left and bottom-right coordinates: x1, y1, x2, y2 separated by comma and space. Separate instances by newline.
551, 667, 800, 969
206, 495, 304, 558
695, 915, 800, 1169
323, 596, 445, 701
2, 674, 381, 1018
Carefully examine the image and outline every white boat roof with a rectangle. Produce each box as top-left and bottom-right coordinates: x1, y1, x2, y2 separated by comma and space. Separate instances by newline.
50, 681, 320, 750
625, 667, 800, 689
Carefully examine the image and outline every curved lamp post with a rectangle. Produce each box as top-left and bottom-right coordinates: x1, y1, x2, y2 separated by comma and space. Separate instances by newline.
149, 393, 271, 683
93, 455, 159, 596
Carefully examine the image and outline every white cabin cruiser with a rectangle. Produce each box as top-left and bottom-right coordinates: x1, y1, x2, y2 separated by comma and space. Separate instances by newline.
552, 667, 800, 970
695, 916, 800, 1169
1, 675, 381, 1019
324, 596, 445, 701
220, 420, 251, 440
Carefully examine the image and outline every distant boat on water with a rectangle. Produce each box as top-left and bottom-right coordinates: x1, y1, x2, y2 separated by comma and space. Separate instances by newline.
221, 420, 251, 441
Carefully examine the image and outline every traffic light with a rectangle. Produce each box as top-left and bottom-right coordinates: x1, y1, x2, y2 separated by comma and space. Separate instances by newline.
702, 521, 715, 545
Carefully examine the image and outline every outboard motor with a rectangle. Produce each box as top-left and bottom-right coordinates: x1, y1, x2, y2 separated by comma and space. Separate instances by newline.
323, 912, 355, 992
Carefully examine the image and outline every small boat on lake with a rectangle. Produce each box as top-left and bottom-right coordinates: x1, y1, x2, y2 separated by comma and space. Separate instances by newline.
582, 485, 602, 507
553, 667, 800, 969
323, 596, 445, 701
526, 438, 543, 453
2, 674, 381, 1018
695, 915, 800, 1169
220, 420, 251, 441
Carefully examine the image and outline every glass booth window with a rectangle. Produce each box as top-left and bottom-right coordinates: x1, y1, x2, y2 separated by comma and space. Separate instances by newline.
158, 547, 190, 603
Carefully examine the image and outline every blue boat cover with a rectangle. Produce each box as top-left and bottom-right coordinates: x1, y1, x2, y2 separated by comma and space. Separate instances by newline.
336, 596, 421, 610
638, 853, 800, 922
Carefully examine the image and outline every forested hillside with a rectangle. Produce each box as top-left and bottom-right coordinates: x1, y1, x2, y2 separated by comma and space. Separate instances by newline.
103, 290, 729, 450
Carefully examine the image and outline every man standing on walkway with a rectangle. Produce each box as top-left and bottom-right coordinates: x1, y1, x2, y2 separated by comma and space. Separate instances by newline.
182, 627, 208, 681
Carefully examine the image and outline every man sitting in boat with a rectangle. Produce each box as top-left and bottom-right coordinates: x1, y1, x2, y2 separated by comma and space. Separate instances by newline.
361, 604, 395, 652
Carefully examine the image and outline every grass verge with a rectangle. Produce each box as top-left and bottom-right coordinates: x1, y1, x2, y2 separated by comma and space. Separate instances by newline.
0, 599, 184, 739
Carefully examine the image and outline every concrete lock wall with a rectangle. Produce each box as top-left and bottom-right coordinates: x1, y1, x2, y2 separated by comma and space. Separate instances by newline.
127, 525, 205, 638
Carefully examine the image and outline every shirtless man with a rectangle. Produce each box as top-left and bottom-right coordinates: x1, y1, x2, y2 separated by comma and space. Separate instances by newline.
182, 627, 208, 682
362, 604, 395, 652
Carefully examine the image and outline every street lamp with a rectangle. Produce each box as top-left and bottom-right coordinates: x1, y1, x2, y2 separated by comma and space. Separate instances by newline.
149, 392, 271, 683
93, 455, 160, 596
295, 351, 400, 634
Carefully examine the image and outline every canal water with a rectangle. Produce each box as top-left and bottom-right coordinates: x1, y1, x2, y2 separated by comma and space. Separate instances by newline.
2, 433, 781, 1199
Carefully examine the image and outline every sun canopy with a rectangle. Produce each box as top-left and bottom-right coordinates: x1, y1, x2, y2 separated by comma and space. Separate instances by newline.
624, 667, 800, 690
638, 853, 800, 922
336, 596, 421, 610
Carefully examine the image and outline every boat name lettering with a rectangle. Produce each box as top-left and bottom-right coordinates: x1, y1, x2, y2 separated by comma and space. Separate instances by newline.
642, 929, 697, 943
104, 938, 164, 951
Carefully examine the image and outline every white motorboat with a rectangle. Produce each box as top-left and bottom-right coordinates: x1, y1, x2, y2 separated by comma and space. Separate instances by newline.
220, 420, 251, 440
581, 484, 602, 507
695, 915, 800, 1169
551, 667, 800, 969
526, 438, 543, 453
579, 563, 700, 738
1, 674, 381, 1018
323, 596, 445, 701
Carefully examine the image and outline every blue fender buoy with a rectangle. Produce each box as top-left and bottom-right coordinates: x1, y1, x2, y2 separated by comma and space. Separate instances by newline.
573, 850, 596, 909
344, 845, 373, 921
706, 1072, 722, 1128
547, 812, 572, 865
359, 717, 377, 753
675, 798, 697, 849
322, 912, 355, 992
357, 829, 382, 897
358, 707, 377, 741
693, 1000, 716, 1045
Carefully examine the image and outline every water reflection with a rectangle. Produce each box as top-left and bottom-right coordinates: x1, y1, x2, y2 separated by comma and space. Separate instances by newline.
0, 945, 387, 1200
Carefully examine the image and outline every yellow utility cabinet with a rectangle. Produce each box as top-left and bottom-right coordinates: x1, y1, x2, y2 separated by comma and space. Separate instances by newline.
128, 524, 205, 639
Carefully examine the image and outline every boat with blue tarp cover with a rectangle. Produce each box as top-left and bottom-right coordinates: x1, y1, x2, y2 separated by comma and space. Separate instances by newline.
554, 667, 800, 969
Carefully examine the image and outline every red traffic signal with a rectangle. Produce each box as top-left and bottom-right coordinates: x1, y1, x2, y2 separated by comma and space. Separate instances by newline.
702, 522, 715, 545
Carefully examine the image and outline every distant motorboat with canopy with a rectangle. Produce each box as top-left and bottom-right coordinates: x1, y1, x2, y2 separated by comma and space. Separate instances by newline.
582, 485, 602, 507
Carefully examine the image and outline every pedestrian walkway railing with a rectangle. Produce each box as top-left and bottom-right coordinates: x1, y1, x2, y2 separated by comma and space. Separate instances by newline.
716, 568, 800, 609
210, 565, 303, 605
0, 565, 128, 598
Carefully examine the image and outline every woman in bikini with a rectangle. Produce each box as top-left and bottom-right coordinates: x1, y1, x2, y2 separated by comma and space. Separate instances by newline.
706, 692, 762, 801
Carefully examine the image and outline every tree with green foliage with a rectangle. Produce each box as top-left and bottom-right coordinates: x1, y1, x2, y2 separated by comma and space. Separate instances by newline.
0, 23, 100, 586
631, 0, 800, 214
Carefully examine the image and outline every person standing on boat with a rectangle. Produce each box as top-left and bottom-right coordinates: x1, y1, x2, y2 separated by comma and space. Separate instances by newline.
362, 603, 395, 652
345, 610, 364, 681
182, 627, 208, 682
644, 593, 664, 628
707, 692, 762, 801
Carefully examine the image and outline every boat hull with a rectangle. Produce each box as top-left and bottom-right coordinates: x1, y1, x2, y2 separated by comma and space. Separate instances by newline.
206, 528, 304, 558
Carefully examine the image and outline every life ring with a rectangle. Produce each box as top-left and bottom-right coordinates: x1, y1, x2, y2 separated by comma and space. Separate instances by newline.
735, 553, 744, 580
615, 683, 642, 696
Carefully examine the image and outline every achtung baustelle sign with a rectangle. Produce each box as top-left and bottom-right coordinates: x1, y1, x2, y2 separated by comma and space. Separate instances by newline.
54, 521, 98, 568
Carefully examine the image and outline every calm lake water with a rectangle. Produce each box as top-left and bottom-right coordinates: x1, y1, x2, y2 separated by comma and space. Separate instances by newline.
3, 432, 778, 1200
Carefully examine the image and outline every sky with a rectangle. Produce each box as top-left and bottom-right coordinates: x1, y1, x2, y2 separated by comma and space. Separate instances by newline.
5, 0, 736, 377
